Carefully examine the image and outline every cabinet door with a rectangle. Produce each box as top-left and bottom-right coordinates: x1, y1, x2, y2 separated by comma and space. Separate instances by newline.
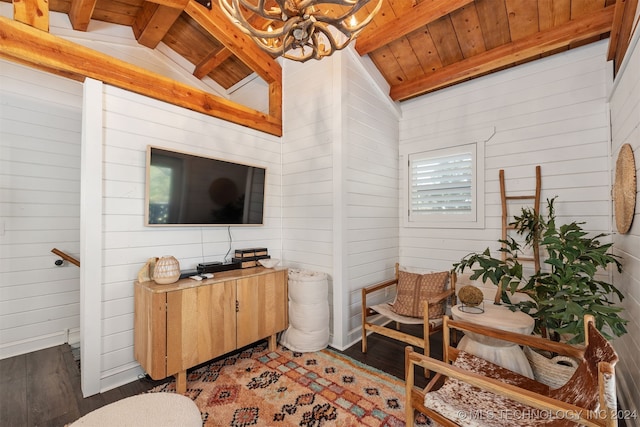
236, 270, 288, 348
134, 283, 167, 379
166, 280, 236, 375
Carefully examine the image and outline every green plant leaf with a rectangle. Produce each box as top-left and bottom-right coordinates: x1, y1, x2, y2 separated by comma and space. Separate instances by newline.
451, 195, 627, 342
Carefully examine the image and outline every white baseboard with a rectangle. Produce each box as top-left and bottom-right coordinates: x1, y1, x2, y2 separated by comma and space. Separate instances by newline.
98, 362, 146, 396
68, 327, 81, 345
0, 331, 68, 360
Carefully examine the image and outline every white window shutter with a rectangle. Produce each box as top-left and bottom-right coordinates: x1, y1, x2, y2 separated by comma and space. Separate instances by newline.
410, 151, 473, 214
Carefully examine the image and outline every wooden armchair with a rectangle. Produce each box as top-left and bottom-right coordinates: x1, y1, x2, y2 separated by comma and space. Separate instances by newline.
361, 263, 456, 363
405, 314, 619, 427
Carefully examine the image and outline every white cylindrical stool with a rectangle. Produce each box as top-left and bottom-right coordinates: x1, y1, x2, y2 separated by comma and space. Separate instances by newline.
280, 269, 329, 352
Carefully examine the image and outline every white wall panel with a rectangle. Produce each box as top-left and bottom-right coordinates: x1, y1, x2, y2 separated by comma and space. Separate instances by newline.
609, 29, 640, 420
281, 49, 399, 349
281, 56, 335, 275
343, 50, 400, 348
91, 83, 282, 392
0, 59, 82, 359
399, 41, 612, 271
399, 38, 638, 412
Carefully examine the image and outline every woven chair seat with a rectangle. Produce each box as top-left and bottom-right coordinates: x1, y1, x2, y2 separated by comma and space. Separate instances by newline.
361, 265, 456, 367
370, 303, 444, 328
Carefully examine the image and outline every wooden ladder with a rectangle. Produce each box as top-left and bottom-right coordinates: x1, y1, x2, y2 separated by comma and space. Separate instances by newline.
497, 166, 541, 304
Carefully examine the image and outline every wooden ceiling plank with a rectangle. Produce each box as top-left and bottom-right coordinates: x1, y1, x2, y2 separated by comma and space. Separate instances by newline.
385, 0, 412, 15
69, 0, 97, 31
390, 5, 615, 101
356, 0, 398, 40
49, 0, 72, 14
449, 3, 486, 58
406, 27, 443, 74
571, 0, 607, 18
13, 0, 49, 31
133, 2, 184, 49
183, 1, 281, 85
505, 0, 540, 41
355, 0, 475, 56
0, 16, 282, 136
475, 0, 511, 50
149, 0, 191, 7
538, 0, 571, 30
428, 16, 464, 66
89, 0, 145, 27
370, 46, 408, 85
165, 13, 223, 65
193, 47, 233, 79
387, 37, 424, 82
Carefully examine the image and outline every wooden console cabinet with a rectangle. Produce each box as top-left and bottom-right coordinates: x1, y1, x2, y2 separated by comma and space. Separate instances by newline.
134, 267, 288, 393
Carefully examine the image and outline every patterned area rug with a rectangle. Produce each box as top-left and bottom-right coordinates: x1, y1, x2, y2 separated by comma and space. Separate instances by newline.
147, 342, 429, 426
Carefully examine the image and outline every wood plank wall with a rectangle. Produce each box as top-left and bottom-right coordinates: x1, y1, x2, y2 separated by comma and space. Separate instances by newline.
397, 38, 640, 411
0, 60, 83, 358
609, 30, 640, 418
97, 84, 282, 391
342, 53, 400, 346
281, 51, 400, 349
281, 57, 338, 342
281, 58, 336, 275
399, 40, 614, 273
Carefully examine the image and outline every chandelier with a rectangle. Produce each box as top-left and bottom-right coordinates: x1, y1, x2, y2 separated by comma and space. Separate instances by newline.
218, 0, 382, 62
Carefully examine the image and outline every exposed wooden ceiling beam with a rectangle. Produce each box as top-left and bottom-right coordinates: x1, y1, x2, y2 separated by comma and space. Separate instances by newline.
184, 1, 281, 85
607, 0, 638, 73
0, 16, 282, 136
13, 0, 49, 31
194, 48, 233, 79
133, 0, 188, 49
183, 0, 282, 120
355, 0, 475, 56
69, 0, 96, 31
607, 0, 627, 60
390, 5, 615, 101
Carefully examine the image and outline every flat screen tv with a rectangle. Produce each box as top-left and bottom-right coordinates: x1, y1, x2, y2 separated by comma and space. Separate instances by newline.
145, 146, 266, 226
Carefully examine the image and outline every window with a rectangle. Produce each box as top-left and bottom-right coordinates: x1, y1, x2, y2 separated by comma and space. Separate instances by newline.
407, 142, 484, 228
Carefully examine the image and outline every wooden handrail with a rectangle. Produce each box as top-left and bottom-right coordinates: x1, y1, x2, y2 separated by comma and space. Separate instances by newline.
51, 248, 80, 267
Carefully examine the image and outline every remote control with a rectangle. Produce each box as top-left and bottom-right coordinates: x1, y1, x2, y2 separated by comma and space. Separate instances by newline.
201, 273, 214, 279
189, 275, 203, 281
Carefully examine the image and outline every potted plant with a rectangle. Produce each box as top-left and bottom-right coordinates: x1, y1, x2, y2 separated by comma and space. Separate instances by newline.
453, 197, 627, 345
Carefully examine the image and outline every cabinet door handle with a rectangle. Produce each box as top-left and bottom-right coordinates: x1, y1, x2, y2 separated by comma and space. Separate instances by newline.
236, 300, 239, 312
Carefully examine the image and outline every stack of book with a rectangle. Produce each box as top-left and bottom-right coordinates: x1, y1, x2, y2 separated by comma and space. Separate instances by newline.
232, 247, 270, 268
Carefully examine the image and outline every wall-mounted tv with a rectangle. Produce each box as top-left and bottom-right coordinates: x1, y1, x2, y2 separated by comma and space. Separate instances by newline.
145, 146, 266, 226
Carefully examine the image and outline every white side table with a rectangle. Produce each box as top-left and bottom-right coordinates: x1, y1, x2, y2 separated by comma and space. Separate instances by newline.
451, 303, 535, 378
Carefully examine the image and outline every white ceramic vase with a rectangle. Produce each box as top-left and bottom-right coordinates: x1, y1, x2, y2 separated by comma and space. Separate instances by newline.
153, 255, 181, 284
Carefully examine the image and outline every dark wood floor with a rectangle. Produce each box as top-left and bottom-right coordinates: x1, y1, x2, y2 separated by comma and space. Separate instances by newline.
0, 324, 629, 427
0, 324, 432, 427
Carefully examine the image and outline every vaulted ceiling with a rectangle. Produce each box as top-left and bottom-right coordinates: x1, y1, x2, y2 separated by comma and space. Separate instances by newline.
1, 0, 637, 135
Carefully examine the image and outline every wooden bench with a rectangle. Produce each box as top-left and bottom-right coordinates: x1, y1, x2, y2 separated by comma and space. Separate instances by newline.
405, 314, 618, 427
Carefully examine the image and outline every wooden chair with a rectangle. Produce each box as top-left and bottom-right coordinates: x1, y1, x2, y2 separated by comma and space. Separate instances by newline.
361, 263, 456, 364
405, 314, 619, 427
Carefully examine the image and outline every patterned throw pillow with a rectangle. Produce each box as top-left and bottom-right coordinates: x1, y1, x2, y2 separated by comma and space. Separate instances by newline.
391, 270, 450, 318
